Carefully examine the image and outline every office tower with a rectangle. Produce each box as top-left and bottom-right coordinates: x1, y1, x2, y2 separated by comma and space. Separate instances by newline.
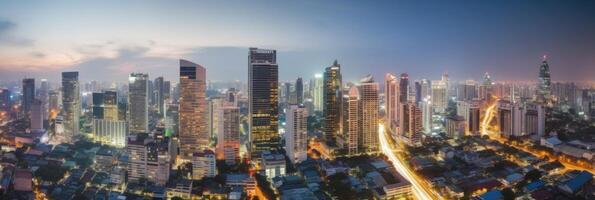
431, 79, 448, 113
497, 100, 515, 137
146, 140, 171, 185
420, 96, 433, 133
295, 77, 304, 104
128, 73, 149, 133
420, 79, 431, 99
398, 73, 409, 104
0, 89, 10, 112
536, 57, 552, 105
359, 75, 379, 152
346, 86, 360, 155
179, 59, 208, 157
414, 81, 422, 104
30, 100, 43, 130
22, 78, 35, 116
385, 73, 399, 136
225, 88, 238, 106
446, 116, 465, 139
192, 149, 217, 180
285, 105, 308, 164
248, 48, 279, 158
457, 80, 478, 101
92, 91, 127, 147
154, 76, 165, 117
163, 81, 171, 100
61, 72, 80, 143
209, 97, 223, 143
282, 82, 292, 104
39, 79, 49, 121
323, 60, 343, 145
166, 104, 179, 137
312, 74, 324, 112
408, 103, 423, 144
217, 106, 240, 165
127, 135, 149, 182
48, 90, 60, 117
457, 100, 481, 135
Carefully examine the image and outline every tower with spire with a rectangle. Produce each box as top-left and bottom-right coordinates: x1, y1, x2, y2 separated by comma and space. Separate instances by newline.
536, 56, 552, 105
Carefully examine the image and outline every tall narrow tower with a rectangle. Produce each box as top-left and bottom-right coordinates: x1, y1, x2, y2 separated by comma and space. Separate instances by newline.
323, 60, 343, 146
248, 48, 279, 159
128, 73, 149, 133
61, 72, 80, 143
179, 59, 208, 157
536, 56, 552, 105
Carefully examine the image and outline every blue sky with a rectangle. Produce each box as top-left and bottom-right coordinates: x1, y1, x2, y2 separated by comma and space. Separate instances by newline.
0, 0, 594, 82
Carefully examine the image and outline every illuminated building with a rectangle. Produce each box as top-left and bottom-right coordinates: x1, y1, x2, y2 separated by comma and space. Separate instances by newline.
399, 102, 422, 145
359, 75, 379, 152
312, 73, 324, 111
30, 100, 43, 130
93, 119, 127, 147
420, 96, 432, 133
127, 135, 150, 182
285, 105, 307, 164
61, 71, 80, 143
385, 73, 399, 136
128, 73, 149, 133
179, 59, 208, 157
192, 149, 217, 180
154, 76, 166, 117
431, 78, 448, 114
323, 60, 343, 145
146, 140, 171, 185
479, 72, 493, 100
536, 57, 552, 105
261, 152, 286, 180
457, 100, 481, 135
209, 97, 223, 144
216, 105, 240, 165
456, 80, 478, 101
248, 48, 279, 158
446, 116, 465, 139
346, 86, 359, 155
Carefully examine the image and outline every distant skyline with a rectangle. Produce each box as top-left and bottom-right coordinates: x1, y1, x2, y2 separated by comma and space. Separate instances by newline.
0, 0, 594, 82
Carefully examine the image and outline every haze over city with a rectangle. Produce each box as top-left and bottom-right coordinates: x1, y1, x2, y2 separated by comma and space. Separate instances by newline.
1, 0, 595, 82
0, 1, 594, 200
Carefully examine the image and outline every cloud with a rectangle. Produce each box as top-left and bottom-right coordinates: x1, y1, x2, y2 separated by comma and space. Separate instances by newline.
0, 19, 34, 47
29, 51, 46, 58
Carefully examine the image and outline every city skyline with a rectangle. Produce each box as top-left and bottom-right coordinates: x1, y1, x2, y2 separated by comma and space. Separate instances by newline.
1, 0, 595, 82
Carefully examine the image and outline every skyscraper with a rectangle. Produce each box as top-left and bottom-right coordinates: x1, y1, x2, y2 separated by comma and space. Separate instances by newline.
346, 86, 360, 155
457, 100, 481, 135
217, 105, 240, 165
93, 91, 126, 147
359, 75, 379, 152
312, 73, 324, 112
420, 96, 433, 134
128, 73, 149, 133
22, 78, 35, 116
285, 105, 308, 164
295, 77, 303, 104
61, 72, 80, 143
154, 76, 165, 117
536, 57, 552, 105
385, 73, 399, 136
248, 48, 279, 159
323, 60, 342, 145
398, 73, 409, 104
179, 59, 208, 157
431, 79, 448, 113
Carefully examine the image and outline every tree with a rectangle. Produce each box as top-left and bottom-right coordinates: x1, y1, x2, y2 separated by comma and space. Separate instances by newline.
501, 188, 515, 200
35, 165, 68, 183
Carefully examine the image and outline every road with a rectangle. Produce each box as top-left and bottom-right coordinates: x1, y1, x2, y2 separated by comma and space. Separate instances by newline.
379, 124, 442, 200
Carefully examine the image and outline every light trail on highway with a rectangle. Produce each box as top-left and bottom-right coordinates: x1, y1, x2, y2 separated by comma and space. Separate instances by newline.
379, 124, 439, 200
481, 101, 498, 136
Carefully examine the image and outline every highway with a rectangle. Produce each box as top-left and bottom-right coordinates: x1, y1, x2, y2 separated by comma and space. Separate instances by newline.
379, 124, 441, 200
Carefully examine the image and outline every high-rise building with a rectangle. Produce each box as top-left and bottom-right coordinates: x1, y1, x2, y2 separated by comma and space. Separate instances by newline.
39, 79, 49, 122
216, 105, 240, 165
30, 100, 43, 130
154, 76, 165, 117
398, 73, 409, 104
22, 78, 35, 116
94, 119, 127, 147
192, 149, 217, 180
179, 59, 208, 157
420, 96, 432, 134
407, 103, 423, 144
295, 77, 303, 104
248, 48, 279, 158
146, 140, 171, 185
285, 105, 308, 164
127, 135, 170, 185
209, 97, 224, 144
431, 79, 448, 113
456, 80, 478, 101
312, 73, 324, 112
359, 75, 379, 152
128, 73, 149, 133
536, 57, 552, 105
457, 100, 481, 135
385, 73, 399, 136
446, 116, 465, 139
323, 60, 343, 145
0, 89, 11, 112
61, 72, 80, 143
127, 135, 150, 182
346, 86, 360, 155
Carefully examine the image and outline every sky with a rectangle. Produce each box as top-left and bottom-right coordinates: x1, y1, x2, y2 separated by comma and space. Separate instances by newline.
0, 0, 594, 83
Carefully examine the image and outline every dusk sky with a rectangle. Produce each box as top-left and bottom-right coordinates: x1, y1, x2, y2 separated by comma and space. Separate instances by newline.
0, 0, 594, 82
